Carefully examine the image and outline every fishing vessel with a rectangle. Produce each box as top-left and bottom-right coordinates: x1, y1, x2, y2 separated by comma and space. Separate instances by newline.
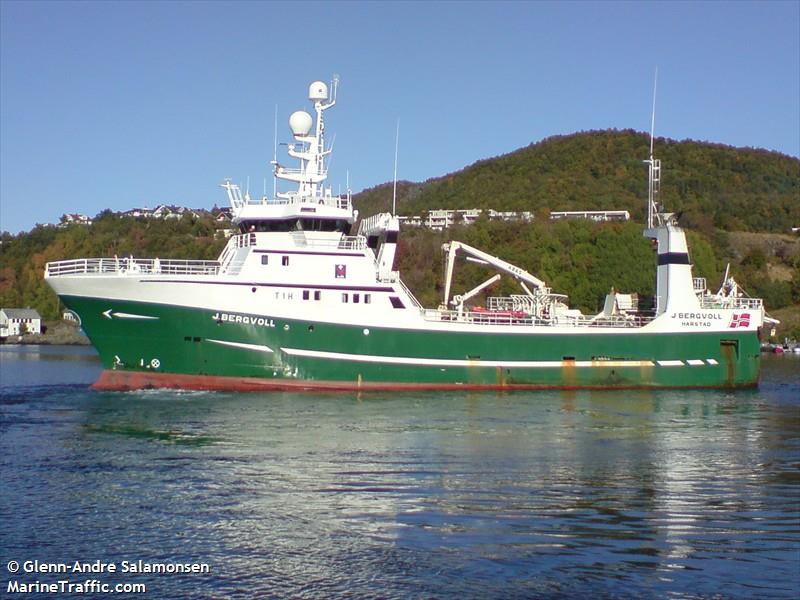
45, 78, 770, 391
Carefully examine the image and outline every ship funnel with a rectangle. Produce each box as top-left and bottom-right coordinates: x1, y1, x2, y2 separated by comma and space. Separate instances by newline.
309, 81, 328, 102
289, 110, 313, 137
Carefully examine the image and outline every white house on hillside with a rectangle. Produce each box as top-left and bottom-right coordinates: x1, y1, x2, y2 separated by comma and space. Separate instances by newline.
550, 210, 630, 222
0, 308, 42, 337
398, 209, 533, 231
58, 213, 93, 227
120, 206, 203, 220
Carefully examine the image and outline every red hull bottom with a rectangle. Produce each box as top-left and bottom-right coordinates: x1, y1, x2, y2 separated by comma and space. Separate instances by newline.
91, 370, 753, 393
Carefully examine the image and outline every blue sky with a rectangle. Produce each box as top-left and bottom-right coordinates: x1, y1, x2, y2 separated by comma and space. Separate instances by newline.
1, 0, 798, 234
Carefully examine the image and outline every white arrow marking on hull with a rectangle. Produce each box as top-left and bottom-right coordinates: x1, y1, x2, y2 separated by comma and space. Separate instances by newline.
102, 309, 159, 320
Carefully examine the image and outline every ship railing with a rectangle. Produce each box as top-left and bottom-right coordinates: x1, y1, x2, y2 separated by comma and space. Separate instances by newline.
487, 295, 535, 312
289, 232, 366, 250
698, 296, 763, 310
219, 231, 257, 250
422, 308, 653, 328
276, 166, 328, 178
265, 195, 352, 211
46, 257, 220, 277
378, 273, 423, 309
337, 235, 365, 250
216, 233, 254, 273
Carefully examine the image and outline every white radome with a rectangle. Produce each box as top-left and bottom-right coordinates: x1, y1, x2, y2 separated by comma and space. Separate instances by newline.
289, 110, 313, 137
308, 81, 328, 102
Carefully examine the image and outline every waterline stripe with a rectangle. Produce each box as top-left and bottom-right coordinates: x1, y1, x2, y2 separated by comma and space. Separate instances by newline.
687, 359, 705, 366
281, 347, 657, 368
657, 360, 684, 367
706, 358, 719, 365
206, 339, 274, 353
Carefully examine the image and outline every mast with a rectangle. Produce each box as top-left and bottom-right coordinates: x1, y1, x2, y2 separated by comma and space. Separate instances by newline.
645, 68, 661, 228
274, 76, 339, 203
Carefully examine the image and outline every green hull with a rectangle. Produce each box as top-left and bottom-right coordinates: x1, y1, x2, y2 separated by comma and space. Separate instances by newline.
63, 296, 761, 390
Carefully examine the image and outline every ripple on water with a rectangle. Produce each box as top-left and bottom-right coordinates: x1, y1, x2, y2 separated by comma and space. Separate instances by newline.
0, 354, 798, 598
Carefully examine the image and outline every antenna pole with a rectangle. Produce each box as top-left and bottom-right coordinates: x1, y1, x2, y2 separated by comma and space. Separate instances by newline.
273, 104, 278, 201
650, 67, 658, 157
392, 119, 399, 215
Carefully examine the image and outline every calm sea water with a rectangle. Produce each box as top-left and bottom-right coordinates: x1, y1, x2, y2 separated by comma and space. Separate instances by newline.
1, 345, 798, 599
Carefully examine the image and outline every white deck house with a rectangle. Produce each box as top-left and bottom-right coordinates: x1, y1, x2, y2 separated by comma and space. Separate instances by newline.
0, 308, 42, 336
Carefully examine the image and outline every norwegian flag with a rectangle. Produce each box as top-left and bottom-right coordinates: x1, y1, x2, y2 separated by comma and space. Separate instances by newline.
729, 313, 751, 329
335, 264, 346, 279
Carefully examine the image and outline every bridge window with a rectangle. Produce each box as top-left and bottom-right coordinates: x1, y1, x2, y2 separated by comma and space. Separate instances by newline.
261, 255, 268, 265
239, 218, 351, 234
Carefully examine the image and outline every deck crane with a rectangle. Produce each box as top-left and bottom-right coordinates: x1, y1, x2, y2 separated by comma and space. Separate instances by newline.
442, 241, 554, 316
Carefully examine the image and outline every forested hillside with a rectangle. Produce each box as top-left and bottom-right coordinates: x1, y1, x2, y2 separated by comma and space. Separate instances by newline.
354, 130, 799, 232
1, 130, 798, 337
0, 212, 226, 320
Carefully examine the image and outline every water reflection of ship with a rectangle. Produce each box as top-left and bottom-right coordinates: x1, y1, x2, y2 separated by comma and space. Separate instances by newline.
384, 392, 766, 575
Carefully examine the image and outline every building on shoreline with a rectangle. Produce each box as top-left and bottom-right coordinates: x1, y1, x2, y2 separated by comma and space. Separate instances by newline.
0, 308, 42, 337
